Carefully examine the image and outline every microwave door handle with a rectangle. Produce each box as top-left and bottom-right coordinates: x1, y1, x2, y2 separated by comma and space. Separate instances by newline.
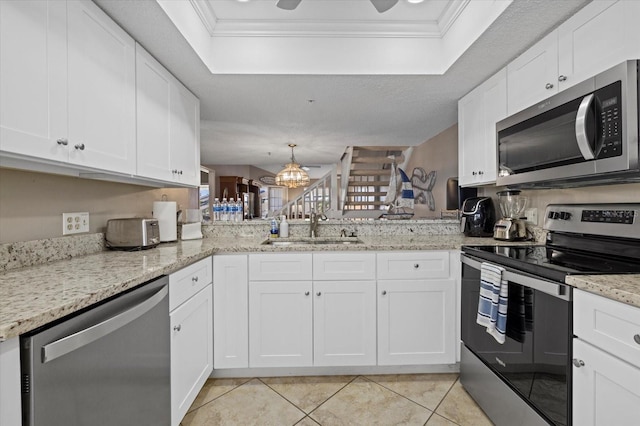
575, 93, 596, 160
41, 285, 168, 364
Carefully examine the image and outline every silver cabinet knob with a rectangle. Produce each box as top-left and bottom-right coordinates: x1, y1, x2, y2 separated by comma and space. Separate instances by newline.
304, 291, 310, 296
572, 359, 585, 368
545, 83, 554, 90
192, 276, 198, 283
634, 334, 640, 345
414, 264, 420, 269
316, 292, 322, 296
173, 325, 182, 332
382, 290, 387, 295
56, 138, 68, 146
74, 143, 85, 150
558, 75, 567, 82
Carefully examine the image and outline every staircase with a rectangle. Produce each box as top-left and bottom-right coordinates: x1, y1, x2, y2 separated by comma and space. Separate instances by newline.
277, 146, 411, 219
341, 146, 408, 218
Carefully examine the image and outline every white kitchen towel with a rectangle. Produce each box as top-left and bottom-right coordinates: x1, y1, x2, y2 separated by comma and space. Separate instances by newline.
153, 201, 177, 242
476, 262, 508, 344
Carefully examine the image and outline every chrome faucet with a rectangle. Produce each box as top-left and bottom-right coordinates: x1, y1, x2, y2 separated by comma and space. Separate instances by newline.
309, 210, 326, 238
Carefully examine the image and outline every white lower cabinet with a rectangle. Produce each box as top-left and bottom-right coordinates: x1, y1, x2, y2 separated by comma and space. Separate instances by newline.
377, 252, 456, 366
249, 280, 313, 368
213, 255, 249, 369
313, 280, 377, 367
0, 337, 21, 426
170, 258, 213, 426
573, 289, 640, 425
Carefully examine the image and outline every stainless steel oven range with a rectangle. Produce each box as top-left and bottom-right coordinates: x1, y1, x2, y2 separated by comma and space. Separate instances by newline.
460, 203, 640, 426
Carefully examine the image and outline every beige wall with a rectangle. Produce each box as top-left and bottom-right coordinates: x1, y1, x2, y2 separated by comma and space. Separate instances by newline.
406, 125, 459, 219
0, 168, 197, 244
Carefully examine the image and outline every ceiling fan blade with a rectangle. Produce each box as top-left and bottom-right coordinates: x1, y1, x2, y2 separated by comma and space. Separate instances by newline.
276, 0, 302, 11
370, 0, 399, 13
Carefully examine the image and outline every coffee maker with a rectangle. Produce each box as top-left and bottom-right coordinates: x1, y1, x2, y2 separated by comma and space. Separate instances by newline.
460, 197, 496, 237
493, 190, 528, 240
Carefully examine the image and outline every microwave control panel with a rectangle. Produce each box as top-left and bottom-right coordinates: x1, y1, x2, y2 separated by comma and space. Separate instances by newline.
597, 81, 622, 158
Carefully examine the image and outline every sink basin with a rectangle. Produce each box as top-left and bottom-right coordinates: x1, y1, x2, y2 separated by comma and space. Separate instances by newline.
261, 237, 363, 247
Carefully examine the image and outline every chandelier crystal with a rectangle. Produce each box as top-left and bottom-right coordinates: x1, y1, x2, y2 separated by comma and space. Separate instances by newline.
275, 144, 310, 188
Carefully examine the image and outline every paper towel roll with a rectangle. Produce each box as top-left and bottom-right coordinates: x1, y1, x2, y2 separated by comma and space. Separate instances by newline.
153, 201, 177, 242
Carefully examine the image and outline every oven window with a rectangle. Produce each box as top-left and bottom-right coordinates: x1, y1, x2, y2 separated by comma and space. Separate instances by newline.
461, 263, 572, 426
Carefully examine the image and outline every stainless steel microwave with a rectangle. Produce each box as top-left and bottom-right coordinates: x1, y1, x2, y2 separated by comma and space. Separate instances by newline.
496, 60, 639, 187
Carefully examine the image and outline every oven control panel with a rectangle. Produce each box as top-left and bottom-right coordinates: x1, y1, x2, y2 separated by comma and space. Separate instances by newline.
544, 203, 639, 239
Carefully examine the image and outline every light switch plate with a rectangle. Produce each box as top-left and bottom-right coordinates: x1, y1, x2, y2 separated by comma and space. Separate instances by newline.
525, 208, 538, 226
63, 212, 89, 235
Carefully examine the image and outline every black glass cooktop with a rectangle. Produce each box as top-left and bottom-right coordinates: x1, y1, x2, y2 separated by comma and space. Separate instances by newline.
462, 244, 640, 283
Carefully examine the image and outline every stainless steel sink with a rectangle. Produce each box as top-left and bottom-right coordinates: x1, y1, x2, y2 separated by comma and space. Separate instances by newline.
261, 237, 363, 246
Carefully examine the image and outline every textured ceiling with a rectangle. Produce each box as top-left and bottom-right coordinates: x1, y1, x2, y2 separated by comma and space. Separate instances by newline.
94, 0, 590, 177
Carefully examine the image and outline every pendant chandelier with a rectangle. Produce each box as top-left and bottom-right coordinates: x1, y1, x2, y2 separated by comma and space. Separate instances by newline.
275, 144, 310, 188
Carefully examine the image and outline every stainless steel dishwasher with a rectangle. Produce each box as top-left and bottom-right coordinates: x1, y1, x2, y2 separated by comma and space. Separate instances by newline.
20, 275, 170, 426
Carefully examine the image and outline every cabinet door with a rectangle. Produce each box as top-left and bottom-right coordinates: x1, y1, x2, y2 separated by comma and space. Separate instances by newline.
249, 281, 312, 368
573, 338, 640, 426
378, 279, 456, 365
0, 337, 21, 426
67, 0, 136, 174
457, 87, 483, 186
313, 281, 376, 367
480, 69, 507, 184
136, 44, 173, 182
558, 1, 639, 92
170, 81, 200, 186
170, 285, 213, 426
0, 0, 68, 161
507, 30, 559, 115
213, 255, 249, 369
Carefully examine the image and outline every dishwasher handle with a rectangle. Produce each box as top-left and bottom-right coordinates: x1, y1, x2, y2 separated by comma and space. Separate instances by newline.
41, 284, 168, 364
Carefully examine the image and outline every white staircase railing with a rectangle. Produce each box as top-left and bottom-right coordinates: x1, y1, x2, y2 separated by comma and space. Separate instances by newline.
277, 165, 338, 219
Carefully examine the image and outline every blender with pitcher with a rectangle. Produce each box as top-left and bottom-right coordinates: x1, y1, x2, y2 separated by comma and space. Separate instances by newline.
493, 190, 529, 240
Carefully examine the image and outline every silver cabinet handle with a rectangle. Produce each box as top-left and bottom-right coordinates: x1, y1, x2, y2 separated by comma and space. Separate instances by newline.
572, 359, 585, 368
304, 291, 310, 296
74, 143, 85, 150
41, 285, 168, 363
56, 138, 68, 146
558, 75, 567, 82
634, 334, 640, 345
472, 171, 477, 176
545, 83, 554, 89
316, 292, 322, 296
192, 276, 199, 283
173, 325, 181, 332
575, 93, 596, 160
382, 290, 387, 295
478, 170, 484, 175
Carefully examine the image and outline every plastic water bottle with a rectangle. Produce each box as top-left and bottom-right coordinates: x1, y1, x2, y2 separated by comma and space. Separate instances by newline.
228, 198, 235, 223
270, 217, 279, 238
235, 199, 243, 222
221, 198, 229, 222
213, 198, 221, 221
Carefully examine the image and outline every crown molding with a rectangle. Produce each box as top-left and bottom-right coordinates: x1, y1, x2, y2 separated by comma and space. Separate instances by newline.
190, 0, 218, 36
438, 0, 470, 36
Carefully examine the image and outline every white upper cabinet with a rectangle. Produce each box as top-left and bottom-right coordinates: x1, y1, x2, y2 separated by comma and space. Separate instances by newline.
136, 44, 200, 186
458, 68, 507, 187
507, 30, 559, 115
66, 0, 136, 174
558, 0, 640, 91
507, 0, 640, 115
0, 0, 68, 161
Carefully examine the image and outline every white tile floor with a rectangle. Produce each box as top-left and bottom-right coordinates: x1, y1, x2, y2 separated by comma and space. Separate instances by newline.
181, 374, 493, 426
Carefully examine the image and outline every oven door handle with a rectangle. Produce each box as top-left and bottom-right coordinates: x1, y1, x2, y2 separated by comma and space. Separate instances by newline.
461, 255, 571, 301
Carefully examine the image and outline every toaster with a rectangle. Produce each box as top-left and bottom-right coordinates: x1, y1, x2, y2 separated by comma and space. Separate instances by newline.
105, 218, 160, 250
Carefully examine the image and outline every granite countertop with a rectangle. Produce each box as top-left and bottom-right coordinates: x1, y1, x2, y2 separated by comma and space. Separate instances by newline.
1, 234, 639, 341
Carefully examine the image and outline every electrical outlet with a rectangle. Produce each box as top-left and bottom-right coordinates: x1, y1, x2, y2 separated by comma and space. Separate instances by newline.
525, 208, 538, 225
62, 212, 89, 235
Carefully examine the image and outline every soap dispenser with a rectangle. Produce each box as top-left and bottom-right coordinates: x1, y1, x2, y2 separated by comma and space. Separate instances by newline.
279, 215, 289, 238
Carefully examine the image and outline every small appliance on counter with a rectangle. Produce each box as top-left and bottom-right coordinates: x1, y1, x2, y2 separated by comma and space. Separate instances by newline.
105, 218, 160, 250
153, 196, 178, 242
493, 190, 529, 241
181, 209, 203, 240
460, 197, 496, 237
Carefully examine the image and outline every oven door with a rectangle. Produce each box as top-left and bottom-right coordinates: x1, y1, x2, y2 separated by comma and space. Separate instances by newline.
460, 254, 572, 426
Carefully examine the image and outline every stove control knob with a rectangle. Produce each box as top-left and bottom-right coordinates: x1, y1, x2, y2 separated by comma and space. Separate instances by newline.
549, 211, 560, 220
560, 212, 572, 220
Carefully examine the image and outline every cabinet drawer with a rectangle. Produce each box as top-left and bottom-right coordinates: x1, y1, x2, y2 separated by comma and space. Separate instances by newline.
313, 252, 375, 281
574, 289, 640, 368
377, 252, 450, 280
249, 253, 312, 281
169, 257, 212, 311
